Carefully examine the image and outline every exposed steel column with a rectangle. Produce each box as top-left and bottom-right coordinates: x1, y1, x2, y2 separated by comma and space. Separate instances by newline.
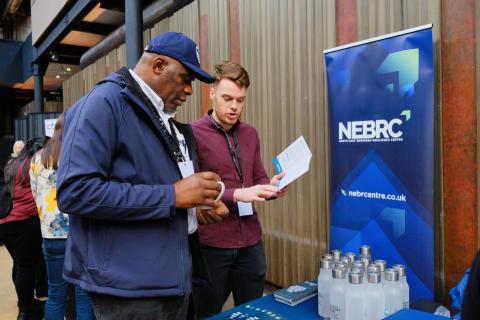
199, 14, 210, 114
335, 0, 357, 45
441, 0, 477, 299
125, 0, 143, 69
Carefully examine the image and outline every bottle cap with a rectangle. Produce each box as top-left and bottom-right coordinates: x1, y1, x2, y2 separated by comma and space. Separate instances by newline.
334, 262, 348, 270
321, 258, 333, 269
374, 259, 387, 271
352, 261, 365, 271
360, 245, 371, 256
350, 268, 362, 274
367, 264, 381, 273
341, 257, 351, 268
359, 254, 372, 267
345, 252, 356, 264
332, 267, 346, 279
367, 272, 381, 284
323, 253, 334, 260
393, 264, 406, 277
348, 272, 363, 284
385, 268, 399, 282
331, 250, 342, 260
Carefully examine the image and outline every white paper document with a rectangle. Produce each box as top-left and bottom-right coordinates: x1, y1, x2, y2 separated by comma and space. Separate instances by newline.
272, 136, 312, 189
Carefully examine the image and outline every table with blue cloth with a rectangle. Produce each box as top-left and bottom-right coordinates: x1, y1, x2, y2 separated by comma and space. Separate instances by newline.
208, 294, 450, 320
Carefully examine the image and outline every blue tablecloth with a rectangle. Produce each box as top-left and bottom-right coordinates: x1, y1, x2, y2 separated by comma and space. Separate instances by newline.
208, 295, 449, 320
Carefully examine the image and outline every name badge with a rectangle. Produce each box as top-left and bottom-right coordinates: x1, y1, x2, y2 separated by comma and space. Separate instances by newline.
178, 160, 194, 178
238, 201, 253, 216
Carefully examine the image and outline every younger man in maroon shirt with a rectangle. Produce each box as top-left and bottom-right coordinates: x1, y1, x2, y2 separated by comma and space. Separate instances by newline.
191, 61, 287, 318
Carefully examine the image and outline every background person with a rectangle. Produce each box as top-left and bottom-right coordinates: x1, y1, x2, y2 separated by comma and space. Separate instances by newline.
0, 137, 48, 320
191, 61, 287, 318
7, 140, 25, 163
56, 32, 227, 320
30, 113, 95, 320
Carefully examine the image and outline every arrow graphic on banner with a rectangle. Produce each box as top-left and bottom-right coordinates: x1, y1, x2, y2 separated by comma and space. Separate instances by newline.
401, 110, 411, 121
379, 207, 406, 240
378, 49, 419, 96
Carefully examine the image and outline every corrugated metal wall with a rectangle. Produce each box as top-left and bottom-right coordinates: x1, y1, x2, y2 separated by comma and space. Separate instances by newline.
237, 0, 335, 286
61, 0, 446, 289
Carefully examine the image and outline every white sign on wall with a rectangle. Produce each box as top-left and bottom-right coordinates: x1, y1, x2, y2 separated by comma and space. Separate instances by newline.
44, 118, 57, 137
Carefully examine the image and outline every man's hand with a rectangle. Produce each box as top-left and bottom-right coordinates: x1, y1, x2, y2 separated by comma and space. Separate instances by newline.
233, 184, 279, 203
174, 172, 222, 208
269, 171, 288, 198
196, 201, 229, 225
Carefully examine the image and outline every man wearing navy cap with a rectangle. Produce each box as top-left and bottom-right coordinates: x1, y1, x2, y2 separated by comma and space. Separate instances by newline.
57, 32, 228, 319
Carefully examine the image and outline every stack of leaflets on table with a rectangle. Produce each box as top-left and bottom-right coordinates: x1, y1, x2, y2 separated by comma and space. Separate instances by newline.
273, 280, 318, 306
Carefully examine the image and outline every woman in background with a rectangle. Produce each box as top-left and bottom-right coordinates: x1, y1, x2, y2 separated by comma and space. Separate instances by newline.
30, 114, 95, 320
0, 137, 48, 320
7, 140, 25, 163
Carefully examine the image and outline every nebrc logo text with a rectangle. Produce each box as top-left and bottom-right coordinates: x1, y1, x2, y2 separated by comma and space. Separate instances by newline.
338, 116, 407, 143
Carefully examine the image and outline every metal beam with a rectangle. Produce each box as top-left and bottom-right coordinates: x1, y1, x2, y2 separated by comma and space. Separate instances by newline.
80, 0, 194, 69
125, 0, 142, 69
73, 21, 117, 36
56, 44, 89, 57
32, 0, 99, 63
100, 0, 124, 12
54, 56, 81, 65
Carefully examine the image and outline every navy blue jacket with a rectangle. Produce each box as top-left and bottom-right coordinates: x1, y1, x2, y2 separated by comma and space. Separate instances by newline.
57, 68, 194, 298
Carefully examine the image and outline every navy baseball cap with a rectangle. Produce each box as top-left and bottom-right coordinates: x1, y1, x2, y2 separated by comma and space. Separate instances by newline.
145, 32, 215, 83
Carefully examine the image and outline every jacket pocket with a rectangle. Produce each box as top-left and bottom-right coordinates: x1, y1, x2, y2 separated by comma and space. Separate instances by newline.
87, 222, 113, 271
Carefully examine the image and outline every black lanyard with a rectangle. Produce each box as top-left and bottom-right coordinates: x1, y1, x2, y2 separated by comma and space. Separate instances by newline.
125, 71, 185, 163
209, 114, 244, 187
167, 119, 187, 162
149, 105, 185, 163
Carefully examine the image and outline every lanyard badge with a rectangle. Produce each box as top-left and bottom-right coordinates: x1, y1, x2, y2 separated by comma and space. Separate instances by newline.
209, 114, 244, 186
209, 114, 253, 216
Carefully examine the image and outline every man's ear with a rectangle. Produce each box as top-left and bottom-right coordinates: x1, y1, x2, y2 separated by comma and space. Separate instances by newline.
152, 56, 168, 74
209, 87, 215, 100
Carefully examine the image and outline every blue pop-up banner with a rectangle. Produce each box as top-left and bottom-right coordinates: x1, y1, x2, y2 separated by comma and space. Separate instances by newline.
325, 25, 434, 302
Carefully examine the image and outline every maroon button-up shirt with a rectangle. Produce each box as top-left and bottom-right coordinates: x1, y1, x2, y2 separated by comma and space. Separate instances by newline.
191, 113, 270, 249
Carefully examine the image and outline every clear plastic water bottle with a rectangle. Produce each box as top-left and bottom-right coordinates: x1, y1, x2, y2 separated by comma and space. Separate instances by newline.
359, 245, 371, 256
393, 264, 409, 310
318, 258, 333, 318
330, 268, 346, 320
345, 272, 365, 320
374, 259, 387, 282
364, 272, 385, 320
384, 268, 402, 317
364, 264, 379, 292
331, 249, 342, 261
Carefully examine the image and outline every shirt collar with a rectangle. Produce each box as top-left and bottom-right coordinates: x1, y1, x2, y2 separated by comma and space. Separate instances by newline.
128, 69, 176, 121
206, 109, 241, 133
